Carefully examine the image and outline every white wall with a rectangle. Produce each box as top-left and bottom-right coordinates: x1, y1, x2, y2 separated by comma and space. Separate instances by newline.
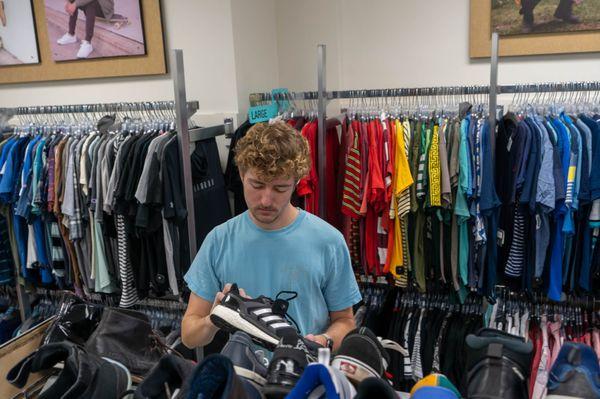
274, 0, 600, 104
0, 0, 39, 64
231, 0, 280, 120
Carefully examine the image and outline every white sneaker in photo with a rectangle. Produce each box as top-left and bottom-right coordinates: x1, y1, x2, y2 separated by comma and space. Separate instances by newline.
56, 33, 77, 45
76, 41, 93, 58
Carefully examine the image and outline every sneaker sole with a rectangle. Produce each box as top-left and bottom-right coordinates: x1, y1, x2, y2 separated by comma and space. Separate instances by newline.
331, 355, 379, 384
234, 365, 267, 386
211, 305, 279, 350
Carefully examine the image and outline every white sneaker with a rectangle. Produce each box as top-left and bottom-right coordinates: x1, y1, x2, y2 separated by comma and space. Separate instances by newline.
76, 41, 93, 58
56, 33, 77, 45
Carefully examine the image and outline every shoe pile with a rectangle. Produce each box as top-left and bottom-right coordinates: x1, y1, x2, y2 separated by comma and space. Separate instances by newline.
209, 288, 411, 398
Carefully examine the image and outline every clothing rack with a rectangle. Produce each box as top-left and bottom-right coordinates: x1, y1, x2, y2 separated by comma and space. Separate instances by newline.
3, 49, 232, 320
248, 81, 600, 103
248, 36, 600, 220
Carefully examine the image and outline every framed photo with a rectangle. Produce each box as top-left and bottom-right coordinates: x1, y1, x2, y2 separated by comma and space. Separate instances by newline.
0, 0, 40, 66
0, 0, 165, 84
492, 0, 600, 36
44, 0, 146, 61
471, 0, 600, 57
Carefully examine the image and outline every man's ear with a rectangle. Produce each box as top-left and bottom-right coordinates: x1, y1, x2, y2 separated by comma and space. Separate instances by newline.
239, 169, 245, 181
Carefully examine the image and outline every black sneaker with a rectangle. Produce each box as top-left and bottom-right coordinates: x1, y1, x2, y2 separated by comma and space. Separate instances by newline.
210, 283, 300, 350
7, 341, 131, 399
262, 332, 317, 399
331, 327, 408, 384
465, 328, 533, 399
221, 331, 269, 386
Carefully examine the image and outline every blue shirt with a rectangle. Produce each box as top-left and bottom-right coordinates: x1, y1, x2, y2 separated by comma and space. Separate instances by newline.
184, 209, 362, 336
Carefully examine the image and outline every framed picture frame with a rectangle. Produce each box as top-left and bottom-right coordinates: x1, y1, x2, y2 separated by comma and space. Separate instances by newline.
0, 0, 41, 67
0, 0, 165, 84
470, 0, 600, 58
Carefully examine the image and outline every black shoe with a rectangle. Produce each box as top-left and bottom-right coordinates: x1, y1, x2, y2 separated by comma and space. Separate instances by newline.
546, 342, 600, 399
221, 331, 269, 386
465, 328, 533, 399
134, 354, 195, 399
354, 377, 398, 399
262, 333, 317, 399
331, 327, 408, 384
554, 12, 581, 23
210, 283, 300, 350
7, 342, 131, 399
522, 21, 534, 33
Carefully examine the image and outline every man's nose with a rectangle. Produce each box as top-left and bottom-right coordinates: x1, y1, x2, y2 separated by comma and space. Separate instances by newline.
260, 189, 273, 207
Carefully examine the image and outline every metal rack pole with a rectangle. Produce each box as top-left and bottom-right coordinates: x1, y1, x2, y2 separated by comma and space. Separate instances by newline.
249, 81, 600, 104
170, 49, 198, 262
489, 32, 499, 156
317, 44, 327, 220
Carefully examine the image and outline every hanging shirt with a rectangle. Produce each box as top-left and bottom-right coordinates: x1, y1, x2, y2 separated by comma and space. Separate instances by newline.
455, 117, 471, 287
428, 124, 441, 207
341, 122, 362, 218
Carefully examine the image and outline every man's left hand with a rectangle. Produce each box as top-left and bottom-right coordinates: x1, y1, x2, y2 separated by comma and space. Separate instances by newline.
304, 334, 327, 347
66, 2, 77, 15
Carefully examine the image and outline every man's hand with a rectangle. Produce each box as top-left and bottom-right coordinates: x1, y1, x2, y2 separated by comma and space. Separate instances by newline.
65, 2, 77, 15
304, 334, 327, 347
181, 284, 250, 349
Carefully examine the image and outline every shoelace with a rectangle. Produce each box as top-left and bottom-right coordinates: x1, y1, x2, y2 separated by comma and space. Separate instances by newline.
272, 290, 301, 332
378, 336, 409, 370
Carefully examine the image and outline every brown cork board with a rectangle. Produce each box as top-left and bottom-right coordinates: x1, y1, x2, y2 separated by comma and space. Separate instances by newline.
470, 0, 600, 58
0, 0, 166, 84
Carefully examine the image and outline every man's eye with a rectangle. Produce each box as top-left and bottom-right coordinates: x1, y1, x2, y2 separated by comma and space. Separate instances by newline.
251, 184, 264, 189
274, 187, 289, 193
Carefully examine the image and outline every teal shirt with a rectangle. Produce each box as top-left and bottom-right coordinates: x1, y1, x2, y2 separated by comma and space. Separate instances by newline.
455, 118, 471, 290
184, 209, 362, 336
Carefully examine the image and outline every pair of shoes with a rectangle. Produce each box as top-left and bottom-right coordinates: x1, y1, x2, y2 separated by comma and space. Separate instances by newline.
56, 33, 94, 58
546, 342, 600, 399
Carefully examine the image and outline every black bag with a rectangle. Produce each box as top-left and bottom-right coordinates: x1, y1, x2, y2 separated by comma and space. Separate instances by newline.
85, 307, 168, 376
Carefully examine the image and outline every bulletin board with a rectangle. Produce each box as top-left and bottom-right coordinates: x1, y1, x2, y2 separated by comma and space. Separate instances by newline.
470, 0, 600, 58
0, 0, 166, 84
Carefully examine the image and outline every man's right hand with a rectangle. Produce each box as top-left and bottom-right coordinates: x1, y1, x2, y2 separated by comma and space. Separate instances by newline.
211, 283, 249, 312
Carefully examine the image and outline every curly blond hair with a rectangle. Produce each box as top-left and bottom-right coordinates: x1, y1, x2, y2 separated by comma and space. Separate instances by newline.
234, 121, 311, 181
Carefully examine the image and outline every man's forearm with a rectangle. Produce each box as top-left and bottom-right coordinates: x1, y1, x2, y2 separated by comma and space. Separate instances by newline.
324, 317, 356, 351
181, 314, 219, 349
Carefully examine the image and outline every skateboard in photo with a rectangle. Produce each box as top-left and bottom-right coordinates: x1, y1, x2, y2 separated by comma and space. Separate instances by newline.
97, 13, 129, 30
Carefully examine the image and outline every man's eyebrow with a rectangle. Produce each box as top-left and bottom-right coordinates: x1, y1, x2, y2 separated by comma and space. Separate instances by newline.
248, 178, 265, 184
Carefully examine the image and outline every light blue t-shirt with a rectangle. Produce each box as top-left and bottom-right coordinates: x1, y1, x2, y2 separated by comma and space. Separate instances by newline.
184, 209, 362, 336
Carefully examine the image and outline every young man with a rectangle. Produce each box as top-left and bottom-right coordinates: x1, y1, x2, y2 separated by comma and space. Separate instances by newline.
56, 0, 115, 58
182, 121, 361, 351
